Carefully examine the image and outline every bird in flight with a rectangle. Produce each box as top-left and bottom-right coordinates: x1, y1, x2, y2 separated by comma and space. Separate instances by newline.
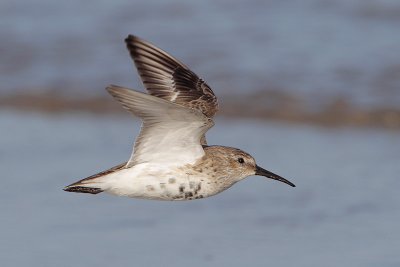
64, 35, 295, 200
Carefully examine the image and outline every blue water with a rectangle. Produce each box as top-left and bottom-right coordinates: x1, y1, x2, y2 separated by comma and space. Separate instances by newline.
1, 0, 400, 107
1, 112, 399, 266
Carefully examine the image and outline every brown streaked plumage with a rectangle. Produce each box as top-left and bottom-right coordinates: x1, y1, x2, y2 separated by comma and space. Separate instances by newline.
63, 35, 295, 200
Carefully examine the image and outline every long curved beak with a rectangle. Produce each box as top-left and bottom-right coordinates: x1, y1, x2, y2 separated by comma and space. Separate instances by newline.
255, 165, 295, 187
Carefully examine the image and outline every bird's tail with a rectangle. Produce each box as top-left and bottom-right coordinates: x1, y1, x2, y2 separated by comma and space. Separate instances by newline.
64, 185, 103, 194
63, 162, 127, 195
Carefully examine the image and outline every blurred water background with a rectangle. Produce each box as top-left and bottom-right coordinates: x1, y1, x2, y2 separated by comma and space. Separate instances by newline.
1, 0, 400, 266
2, 0, 400, 106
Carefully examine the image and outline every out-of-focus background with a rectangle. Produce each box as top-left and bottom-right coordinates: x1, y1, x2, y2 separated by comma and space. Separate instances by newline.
1, 0, 400, 266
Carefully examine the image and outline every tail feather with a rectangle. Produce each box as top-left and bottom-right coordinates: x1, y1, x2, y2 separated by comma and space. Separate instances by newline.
64, 186, 103, 194
63, 162, 127, 195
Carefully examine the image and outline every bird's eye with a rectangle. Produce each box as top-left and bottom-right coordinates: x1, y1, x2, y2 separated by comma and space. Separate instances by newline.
238, 158, 244, 164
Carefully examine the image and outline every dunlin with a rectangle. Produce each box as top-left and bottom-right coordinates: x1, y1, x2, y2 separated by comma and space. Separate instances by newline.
64, 35, 295, 200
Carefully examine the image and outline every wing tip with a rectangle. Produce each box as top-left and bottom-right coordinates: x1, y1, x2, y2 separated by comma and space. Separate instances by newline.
106, 84, 134, 98
106, 84, 120, 93
125, 34, 138, 44
106, 85, 119, 98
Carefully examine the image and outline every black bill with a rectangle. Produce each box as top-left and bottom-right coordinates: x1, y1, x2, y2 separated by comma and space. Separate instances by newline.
255, 165, 295, 187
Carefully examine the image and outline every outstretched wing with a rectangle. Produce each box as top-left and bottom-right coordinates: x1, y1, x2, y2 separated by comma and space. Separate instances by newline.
107, 85, 214, 168
125, 35, 218, 119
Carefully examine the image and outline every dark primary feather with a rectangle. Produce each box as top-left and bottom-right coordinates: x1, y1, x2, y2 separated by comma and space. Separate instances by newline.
125, 35, 219, 119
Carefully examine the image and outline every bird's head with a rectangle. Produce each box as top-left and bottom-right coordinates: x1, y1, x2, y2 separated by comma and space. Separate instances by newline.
208, 146, 295, 187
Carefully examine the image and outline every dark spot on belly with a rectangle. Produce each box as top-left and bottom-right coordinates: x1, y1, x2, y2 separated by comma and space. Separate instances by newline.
194, 183, 201, 195
185, 192, 193, 198
195, 195, 204, 199
160, 183, 166, 189
179, 184, 185, 193
168, 178, 176, 184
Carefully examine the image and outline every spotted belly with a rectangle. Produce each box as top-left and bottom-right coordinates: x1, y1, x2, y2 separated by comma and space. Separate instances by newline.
174, 180, 204, 200
143, 178, 206, 201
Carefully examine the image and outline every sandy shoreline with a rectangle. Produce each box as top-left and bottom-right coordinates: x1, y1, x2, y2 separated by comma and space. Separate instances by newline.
1, 91, 400, 130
